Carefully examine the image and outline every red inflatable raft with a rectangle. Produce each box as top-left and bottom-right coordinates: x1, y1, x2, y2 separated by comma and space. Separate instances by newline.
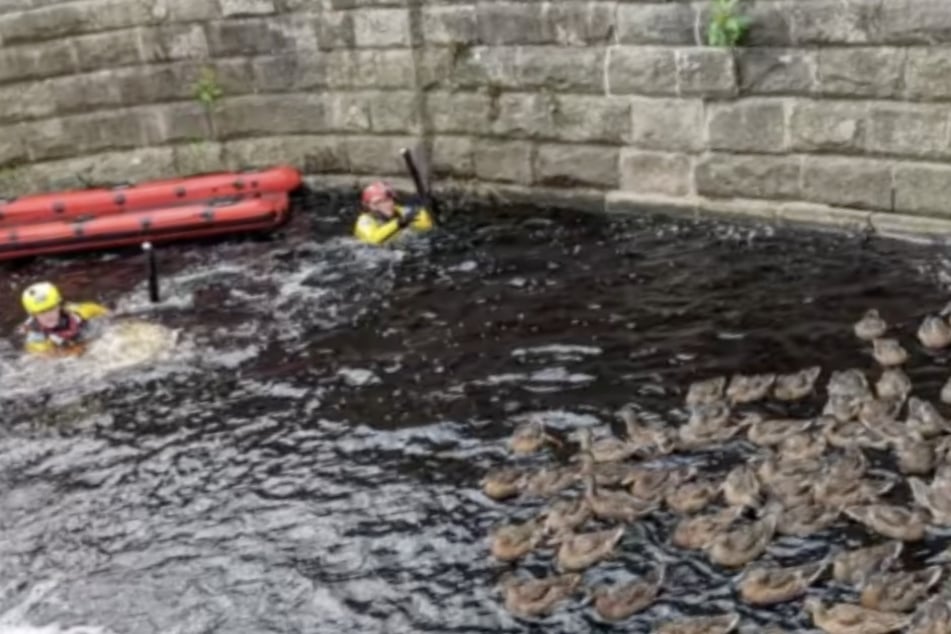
0, 165, 301, 260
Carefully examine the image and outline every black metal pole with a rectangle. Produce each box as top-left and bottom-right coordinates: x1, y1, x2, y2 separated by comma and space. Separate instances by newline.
142, 242, 160, 303
400, 147, 441, 221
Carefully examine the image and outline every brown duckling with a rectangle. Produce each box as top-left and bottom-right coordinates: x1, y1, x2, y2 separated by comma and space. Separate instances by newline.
906, 397, 951, 438
722, 464, 762, 508
859, 565, 943, 613
773, 366, 822, 401
666, 477, 720, 514
876, 368, 912, 402
738, 558, 829, 605
833, 541, 903, 586
687, 400, 732, 429
907, 594, 951, 634
590, 566, 665, 622
941, 376, 951, 404
539, 496, 591, 535
918, 315, 951, 349
778, 502, 839, 537
627, 465, 696, 503
823, 394, 862, 423
575, 426, 639, 463
909, 476, 951, 526
582, 470, 658, 523
804, 597, 912, 634
817, 475, 895, 509
859, 396, 901, 428
828, 368, 872, 398
779, 431, 828, 461
510, 419, 562, 454
482, 467, 526, 500
893, 434, 936, 476
873, 338, 908, 367
704, 504, 780, 567
825, 446, 869, 481
726, 372, 776, 404
522, 465, 579, 497
671, 506, 744, 550
767, 477, 815, 508
843, 504, 928, 541
686, 375, 728, 406
618, 406, 677, 456
490, 517, 544, 561
500, 572, 580, 619
855, 309, 888, 341
554, 525, 625, 572
747, 417, 814, 447
822, 417, 889, 450
582, 459, 642, 487
654, 612, 741, 634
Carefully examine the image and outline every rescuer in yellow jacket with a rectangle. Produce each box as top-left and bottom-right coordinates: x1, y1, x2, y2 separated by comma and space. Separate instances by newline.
353, 181, 433, 246
19, 281, 110, 356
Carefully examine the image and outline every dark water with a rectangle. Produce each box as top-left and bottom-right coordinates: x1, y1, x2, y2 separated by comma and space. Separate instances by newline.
1, 193, 951, 633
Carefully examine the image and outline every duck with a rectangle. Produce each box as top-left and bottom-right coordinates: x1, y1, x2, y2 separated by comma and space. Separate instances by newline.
747, 417, 815, 447
827, 368, 872, 398
824, 446, 869, 482
510, 419, 563, 454
941, 376, 951, 404
817, 475, 895, 509
859, 566, 943, 613
918, 315, 951, 349
859, 396, 901, 428
876, 368, 912, 402
653, 612, 741, 634
778, 431, 828, 461
773, 366, 822, 401
777, 502, 839, 537
666, 477, 720, 514
822, 417, 890, 450
703, 504, 780, 567
499, 572, 580, 619
722, 464, 762, 508
687, 400, 732, 429
627, 465, 696, 503
554, 525, 625, 571
522, 465, 579, 497
482, 467, 526, 500
679, 402, 743, 448
804, 597, 912, 634
574, 426, 639, 463
755, 451, 824, 486
906, 397, 951, 437
582, 470, 658, 523
539, 496, 591, 535
843, 504, 928, 541
590, 566, 665, 622
766, 477, 815, 508
738, 558, 829, 605
582, 459, 642, 487
823, 394, 863, 423
833, 541, 903, 586
892, 434, 936, 475
618, 406, 677, 456
686, 375, 727, 406
907, 594, 951, 634
671, 506, 744, 550
855, 309, 888, 341
873, 338, 908, 367
909, 476, 951, 526
490, 517, 544, 561
726, 373, 776, 404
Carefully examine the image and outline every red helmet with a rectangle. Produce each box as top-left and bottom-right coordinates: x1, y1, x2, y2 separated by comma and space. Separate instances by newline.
361, 181, 395, 206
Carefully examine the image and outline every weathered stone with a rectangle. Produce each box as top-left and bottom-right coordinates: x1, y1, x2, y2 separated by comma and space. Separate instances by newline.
0, 124, 27, 166
428, 91, 491, 134
0, 40, 76, 84
894, 163, 951, 217
139, 24, 208, 63
326, 50, 416, 89
422, 5, 478, 45
152, 0, 220, 23
51, 63, 205, 114
72, 29, 142, 71
743, 0, 796, 46
417, 47, 454, 90
546, 2, 617, 45
215, 94, 328, 139
606, 46, 678, 96
618, 2, 697, 45
863, 0, 951, 45
173, 140, 225, 176
369, 91, 421, 133
432, 136, 474, 178
867, 103, 950, 160
474, 140, 533, 184
27, 110, 153, 162
517, 46, 604, 93
552, 96, 630, 144
353, 8, 410, 48
205, 17, 307, 57
346, 135, 415, 175
248, 55, 326, 92
316, 10, 353, 50
476, 3, 548, 45
204, 58, 258, 96
0, 81, 55, 124
630, 97, 705, 152
142, 102, 213, 145
789, 100, 866, 153
696, 154, 801, 200
326, 93, 371, 132
450, 46, 521, 90
29, 148, 178, 194
0, 0, 152, 45
790, 0, 869, 45
905, 48, 951, 100
678, 48, 737, 97
816, 48, 904, 98
707, 100, 786, 154
493, 93, 557, 139
328, 0, 404, 8
871, 212, 951, 243
801, 157, 892, 210
534, 144, 619, 188
736, 48, 816, 95
223, 136, 348, 173
219, 0, 275, 18
777, 202, 872, 233
619, 150, 692, 196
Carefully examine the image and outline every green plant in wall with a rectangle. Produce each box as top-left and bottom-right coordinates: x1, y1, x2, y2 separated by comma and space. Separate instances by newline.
707, 0, 750, 47
191, 66, 223, 142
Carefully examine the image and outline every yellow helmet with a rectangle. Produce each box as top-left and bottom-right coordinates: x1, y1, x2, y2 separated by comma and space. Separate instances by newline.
22, 281, 63, 315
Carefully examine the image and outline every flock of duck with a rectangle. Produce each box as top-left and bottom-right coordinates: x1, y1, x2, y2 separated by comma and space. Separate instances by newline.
483, 307, 951, 633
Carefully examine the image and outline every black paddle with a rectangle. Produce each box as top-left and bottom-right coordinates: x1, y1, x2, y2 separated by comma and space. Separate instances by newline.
400, 147, 441, 223
142, 241, 160, 303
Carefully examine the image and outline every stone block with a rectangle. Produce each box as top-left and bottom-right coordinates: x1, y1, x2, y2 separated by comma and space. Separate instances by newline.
0, 0, 152, 45
552, 96, 630, 144
326, 50, 416, 89
0, 124, 27, 166
0, 40, 76, 84
219, 0, 275, 17
476, 3, 548, 45
546, 2, 615, 45
735, 48, 816, 95
152, 0, 221, 22
0, 81, 55, 124
816, 48, 904, 98
173, 140, 225, 176
316, 10, 354, 50
353, 8, 410, 48
249, 55, 326, 92
894, 163, 951, 217
619, 150, 692, 196
789, 100, 866, 153
369, 91, 420, 133
617, 2, 697, 45
742, 0, 796, 46
790, 0, 870, 45
606, 46, 678, 96
428, 91, 491, 134
326, 93, 371, 132
139, 24, 209, 63
422, 5, 478, 45
27, 109, 152, 162
867, 103, 950, 160
431, 136, 474, 179
517, 46, 605, 93
205, 17, 305, 57
214, 94, 328, 139
905, 48, 951, 100
707, 99, 786, 154
695, 154, 801, 200
492, 93, 557, 139
223, 136, 348, 173
630, 97, 705, 153
801, 156, 892, 210
678, 48, 737, 98
73, 29, 142, 71
143, 102, 213, 145
417, 47, 454, 90
29, 148, 178, 194
450, 46, 520, 90
474, 140, 533, 184
346, 135, 416, 175
862, 0, 951, 45
534, 144, 618, 188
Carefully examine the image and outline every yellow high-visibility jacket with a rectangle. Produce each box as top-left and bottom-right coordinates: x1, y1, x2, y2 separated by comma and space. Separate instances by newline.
353, 205, 434, 246
22, 301, 110, 356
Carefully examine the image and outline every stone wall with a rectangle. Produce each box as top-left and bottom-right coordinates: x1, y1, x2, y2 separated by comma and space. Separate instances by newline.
3, 0, 951, 236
